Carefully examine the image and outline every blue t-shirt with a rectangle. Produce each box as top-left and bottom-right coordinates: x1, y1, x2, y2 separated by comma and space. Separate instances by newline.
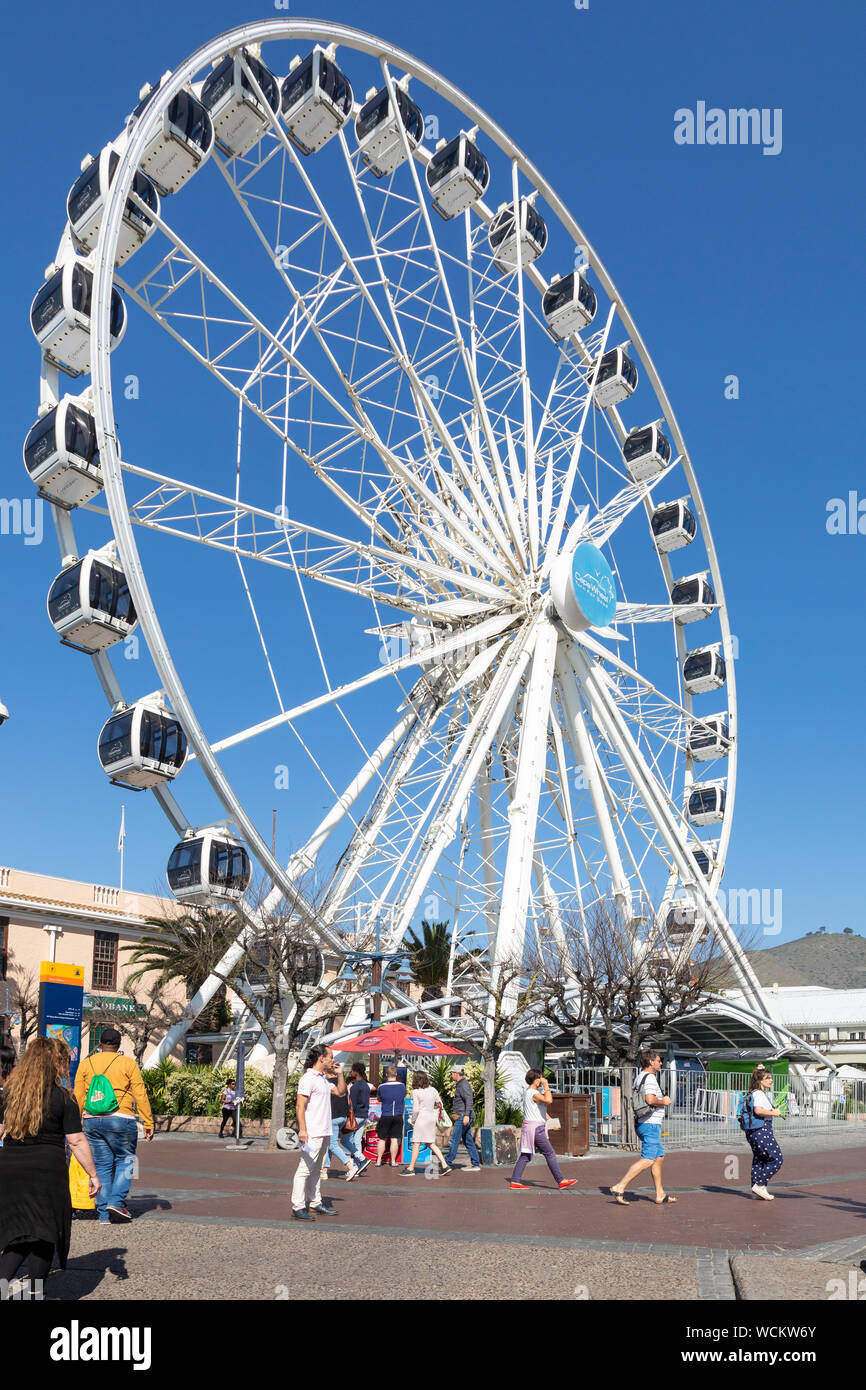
378, 1081, 407, 1117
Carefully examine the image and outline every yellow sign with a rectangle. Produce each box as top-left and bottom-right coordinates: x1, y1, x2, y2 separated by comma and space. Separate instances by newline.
40, 961, 85, 989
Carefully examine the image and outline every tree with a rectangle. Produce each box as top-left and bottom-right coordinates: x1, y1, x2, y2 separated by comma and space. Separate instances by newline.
531, 901, 731, 1066
124, 906, 239, 1034
420, 949, 546, 1128
86, 977, 185, 1067
843, 928, 854, 935
404, 920, 451, 1000
5, 963, 39, 1059
206, 885, 357, 1149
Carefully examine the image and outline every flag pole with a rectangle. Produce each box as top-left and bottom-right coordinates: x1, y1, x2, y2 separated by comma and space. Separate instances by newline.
118, 805, 126, 893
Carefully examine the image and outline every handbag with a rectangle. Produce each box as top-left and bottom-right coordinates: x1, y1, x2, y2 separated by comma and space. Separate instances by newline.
343, 1104, 358, 1133
69, 1154, 95, 1211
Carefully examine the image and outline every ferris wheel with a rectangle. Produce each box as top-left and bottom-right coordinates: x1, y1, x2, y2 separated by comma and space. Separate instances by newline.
26, 18, 787, 1059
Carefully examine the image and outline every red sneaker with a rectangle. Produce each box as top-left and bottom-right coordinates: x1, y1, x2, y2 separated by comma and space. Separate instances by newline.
558, 1179, 578, 1190
509, 1181, 530, 1189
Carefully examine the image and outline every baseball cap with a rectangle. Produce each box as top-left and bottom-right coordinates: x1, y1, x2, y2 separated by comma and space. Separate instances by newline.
100, 1027, 122, 1046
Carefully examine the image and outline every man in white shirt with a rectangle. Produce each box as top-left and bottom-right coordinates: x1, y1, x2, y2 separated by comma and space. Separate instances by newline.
609, 1049, 677, 1205
292, 1044, 347, 1222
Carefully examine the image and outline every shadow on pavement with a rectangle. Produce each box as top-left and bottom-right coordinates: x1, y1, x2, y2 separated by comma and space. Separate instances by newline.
49, 1246, 129, 1301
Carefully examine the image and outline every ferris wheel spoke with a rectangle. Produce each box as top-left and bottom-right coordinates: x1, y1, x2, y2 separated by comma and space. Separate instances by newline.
379, 621, 536, 949
579, 460, 681, 551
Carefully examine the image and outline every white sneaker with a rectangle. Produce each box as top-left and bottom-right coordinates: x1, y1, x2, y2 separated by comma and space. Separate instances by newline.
345, 1163, 359, 1182
751, 1183, 773, 1200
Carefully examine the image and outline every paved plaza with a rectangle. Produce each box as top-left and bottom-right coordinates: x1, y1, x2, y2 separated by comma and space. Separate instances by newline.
42, 1132, 866, 1301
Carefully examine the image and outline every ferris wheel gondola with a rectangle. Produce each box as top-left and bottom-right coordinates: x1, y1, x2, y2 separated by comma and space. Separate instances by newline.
198, 47, 280, 157
683, 645, 726, 695
123, 79, 214, 194
281, 46, 353, 154
355, 80, 424, 177
425, 132, 490, 218
47, 546, 137, 652
542, 271, 597, 338
23, 394, 103, 507
651, 499, 696, 553
687, 715, 730, 762
622, 421, 671, 482
66, 148, 159, 265
671, 572, 716, 622
98, 699, 188, 789
688, 782, 727, 826
30, 257, 126, 376
488, 197, 547, 270
589, 345, 638, 408
167, 830, 252, 903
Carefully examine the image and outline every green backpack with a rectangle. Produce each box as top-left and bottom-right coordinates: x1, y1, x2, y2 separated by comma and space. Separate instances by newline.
84, 1056, 120, 1116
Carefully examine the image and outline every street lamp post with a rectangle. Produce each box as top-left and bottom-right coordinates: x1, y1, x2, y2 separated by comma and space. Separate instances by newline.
341, 917, 409, 1088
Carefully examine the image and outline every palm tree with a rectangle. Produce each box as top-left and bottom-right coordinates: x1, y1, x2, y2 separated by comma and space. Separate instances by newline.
124, 907, 240, 1033
404, 920, 452, 1000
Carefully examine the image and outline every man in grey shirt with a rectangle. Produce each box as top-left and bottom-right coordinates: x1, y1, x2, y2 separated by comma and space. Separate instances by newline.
446, 1066, 481, 1170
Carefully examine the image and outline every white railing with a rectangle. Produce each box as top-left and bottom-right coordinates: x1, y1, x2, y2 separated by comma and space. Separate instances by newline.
93, 885, 120, 907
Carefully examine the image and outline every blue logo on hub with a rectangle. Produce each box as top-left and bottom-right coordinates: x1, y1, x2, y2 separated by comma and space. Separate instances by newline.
570, 543, 617, 628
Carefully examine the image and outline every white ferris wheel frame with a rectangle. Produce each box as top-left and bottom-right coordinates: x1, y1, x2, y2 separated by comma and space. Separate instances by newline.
36, 17, 809, 1062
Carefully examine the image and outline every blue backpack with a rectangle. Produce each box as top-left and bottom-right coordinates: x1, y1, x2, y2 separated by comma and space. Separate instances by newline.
736, 1091, 765, 1133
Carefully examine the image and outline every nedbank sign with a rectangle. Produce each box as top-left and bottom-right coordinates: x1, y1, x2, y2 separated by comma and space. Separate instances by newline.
83, 993, 146, 1017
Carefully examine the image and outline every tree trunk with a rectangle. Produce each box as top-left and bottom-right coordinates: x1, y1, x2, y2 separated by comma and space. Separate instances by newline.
482, 1052, 497, 1129
270, 1036, 290, 1150
622, 1063, 637, 1150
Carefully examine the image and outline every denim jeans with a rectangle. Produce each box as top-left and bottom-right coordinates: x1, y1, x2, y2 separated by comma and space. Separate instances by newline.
326, 1116, 355, 1170
345, 1119, 368, 1163
446, 1116, 480, 1167
82, 1115, 139, 1220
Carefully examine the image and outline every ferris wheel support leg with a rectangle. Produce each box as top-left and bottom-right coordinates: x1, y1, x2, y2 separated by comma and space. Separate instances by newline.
569, 646, 786, 1048
488, 619, 559, 1026
555, 653, 633, 916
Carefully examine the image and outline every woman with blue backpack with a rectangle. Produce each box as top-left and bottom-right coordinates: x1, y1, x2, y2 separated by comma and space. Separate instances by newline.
741, 1064, 784, 1199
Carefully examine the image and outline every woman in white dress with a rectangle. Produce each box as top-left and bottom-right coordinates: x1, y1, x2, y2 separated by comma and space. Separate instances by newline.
403, 1072, 452, 1175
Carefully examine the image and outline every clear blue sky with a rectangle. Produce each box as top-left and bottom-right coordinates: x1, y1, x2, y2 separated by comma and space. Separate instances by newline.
1, 0, 863, 943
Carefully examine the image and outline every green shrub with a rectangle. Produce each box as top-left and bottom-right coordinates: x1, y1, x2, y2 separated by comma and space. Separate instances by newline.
142, 1058, 178, 1117
161, 1063, 275, 1119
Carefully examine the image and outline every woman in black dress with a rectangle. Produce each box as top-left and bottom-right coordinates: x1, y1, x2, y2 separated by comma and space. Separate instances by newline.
0, 1036, 100, 1295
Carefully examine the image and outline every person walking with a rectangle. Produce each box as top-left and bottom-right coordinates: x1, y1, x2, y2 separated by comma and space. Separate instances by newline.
375, 1066, 407, 1167
0, 1045, 15, 1150
0, 1037, 100, 1298
404, 1072, 451, 1175
346, 1063, 372, 1176
446, 1065, 481, 1171
509, 1069, 578, 1191
73, 1026, 154, 1224
219, 1079, 241, 1139
323, 1057, 358, 1182
745, 1064, 784, 1199
609, 1049, 677, 1205
292, 1045, 345, 1221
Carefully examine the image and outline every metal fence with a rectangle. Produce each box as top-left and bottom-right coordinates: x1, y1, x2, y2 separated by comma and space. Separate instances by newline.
552, 1065, 866, 1149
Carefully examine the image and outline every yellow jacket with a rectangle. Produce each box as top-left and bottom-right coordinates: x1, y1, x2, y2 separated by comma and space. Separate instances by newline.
74, 1050, 154, 1131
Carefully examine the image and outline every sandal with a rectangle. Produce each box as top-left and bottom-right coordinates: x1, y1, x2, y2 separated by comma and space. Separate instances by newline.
655, 1194, 677, 1204
609, 1185, 629, 1205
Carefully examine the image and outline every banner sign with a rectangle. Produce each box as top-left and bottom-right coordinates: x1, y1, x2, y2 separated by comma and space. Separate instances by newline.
39, 962, 85, 1086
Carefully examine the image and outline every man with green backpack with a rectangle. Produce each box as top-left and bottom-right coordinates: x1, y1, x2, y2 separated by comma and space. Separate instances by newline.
73, 1028, 154, 1224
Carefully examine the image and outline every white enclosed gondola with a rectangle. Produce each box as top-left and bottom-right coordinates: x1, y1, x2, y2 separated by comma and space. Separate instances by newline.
23, 394, 103, 508
621, 421, 671, 482
0, 702, 8, 727
682, 645, 726, 694
488, 198, 548, 271
47, 546, 137, 652
167, 830, 251, 903
666, 903, 710, 943
29, 258, 126, 376
542, 271, 597, 338
671, 572, 716, 623
124, 79, 214, 194
98, 697, 188, 789
425, 132, 490, 218
691, 844, 716, 878
651, 499, 696, 553
688, 781, 726, 825
281, 46, 353, 154
66, 148, 159, 265
355, 80, 424, 177
198, 48, 280, 158
687, 714, 730, 762
588, 346, 638, 408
